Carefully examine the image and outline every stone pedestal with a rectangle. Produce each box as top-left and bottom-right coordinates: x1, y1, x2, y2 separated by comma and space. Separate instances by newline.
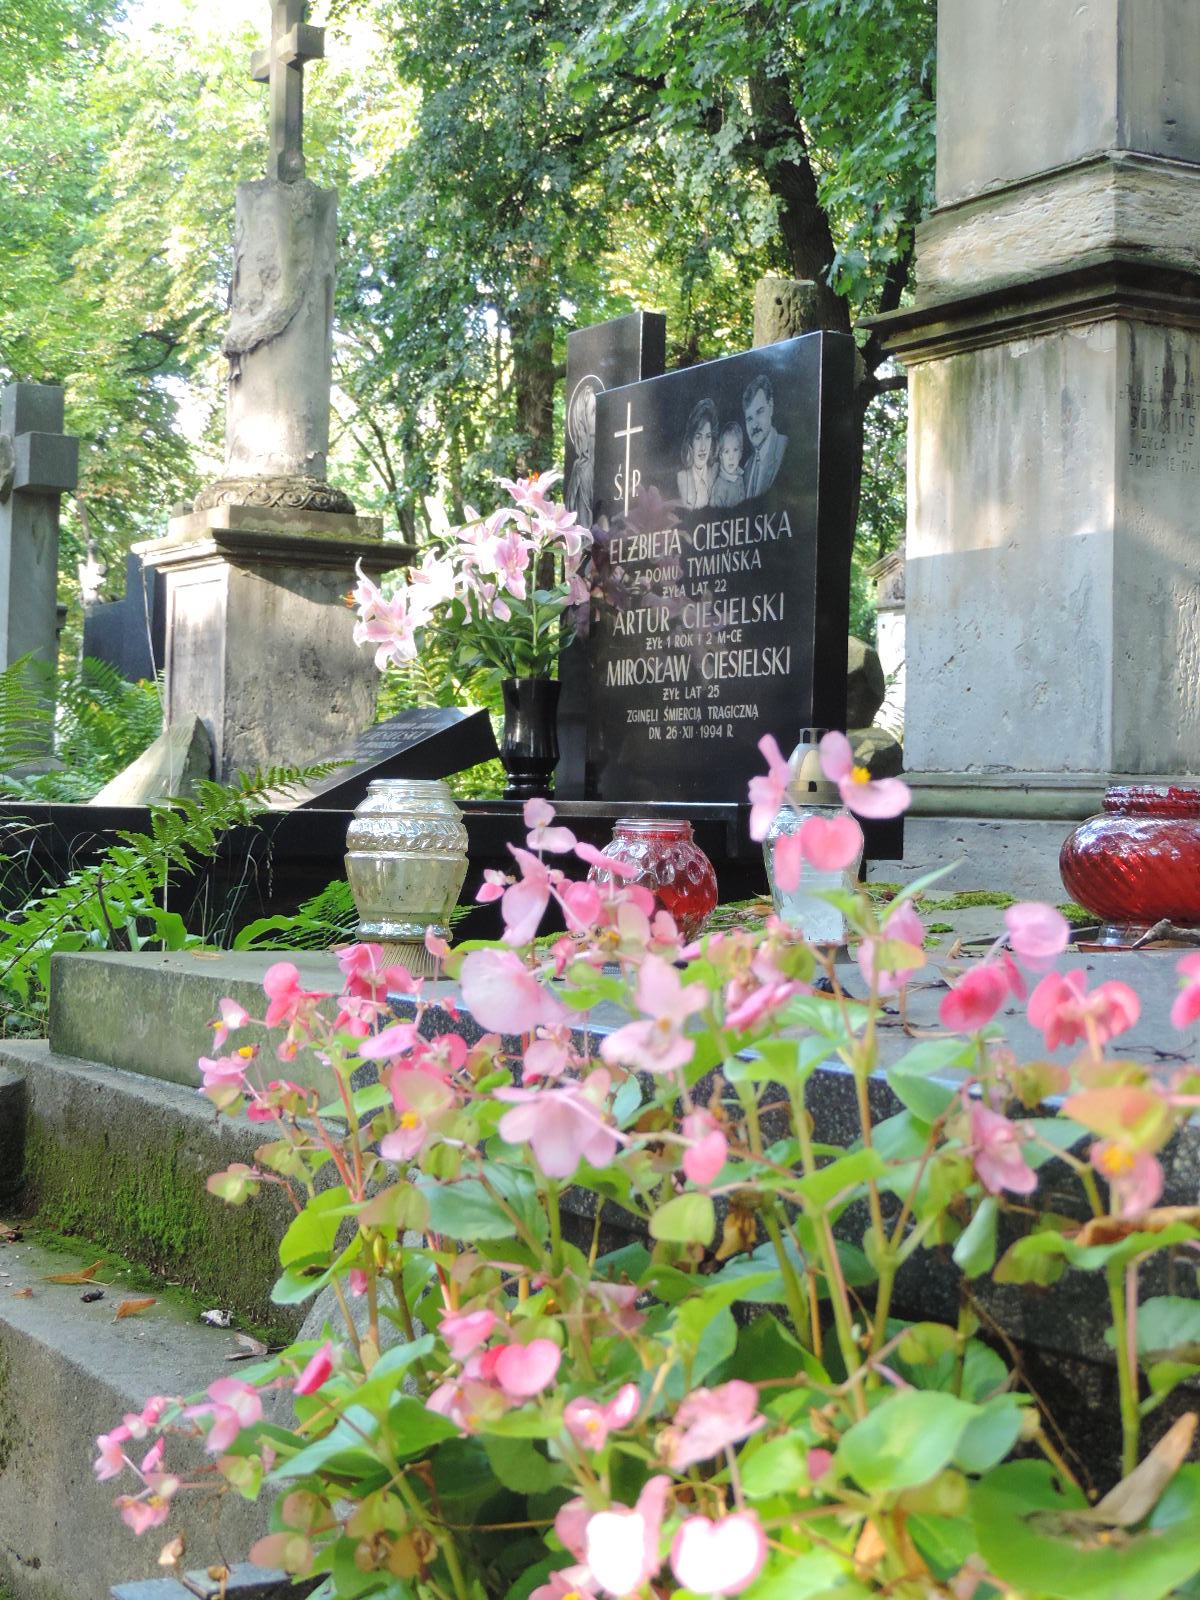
0, 384, 78, 670
136, 506, 408, 782
870, 0, 1200, 890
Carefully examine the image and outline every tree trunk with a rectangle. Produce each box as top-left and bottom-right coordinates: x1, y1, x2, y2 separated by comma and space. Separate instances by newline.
509, 305, 557, 475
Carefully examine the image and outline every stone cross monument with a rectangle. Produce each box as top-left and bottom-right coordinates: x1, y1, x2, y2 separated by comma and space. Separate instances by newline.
872, 0, 1200, 896
194, 0, 351, 516
0, 383, 78, 671
136, 2, 410, 784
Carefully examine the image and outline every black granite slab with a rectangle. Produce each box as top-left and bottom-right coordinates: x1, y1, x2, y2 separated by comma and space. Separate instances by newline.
296, 706, 498, 811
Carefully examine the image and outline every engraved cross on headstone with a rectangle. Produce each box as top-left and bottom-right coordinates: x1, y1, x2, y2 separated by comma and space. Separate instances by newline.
250, 0, 325, 184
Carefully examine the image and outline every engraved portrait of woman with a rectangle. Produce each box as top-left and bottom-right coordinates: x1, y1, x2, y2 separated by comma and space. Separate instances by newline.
677, 397, 718, 510
566, 375, 603, 527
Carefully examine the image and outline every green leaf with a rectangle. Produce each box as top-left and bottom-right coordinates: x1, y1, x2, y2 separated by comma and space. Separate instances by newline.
650, 1192, 715, 1245
954, 1395, 1025, 1474
278, 1186, 351, 1270
484, 1436, 563, 1494
792, 1148, 886, 1210
973, 1460, 1200, 1600
1130, 1297, 1200, 1362
418, 1177, 521, 1241
741, 1435, 810, 1498
953, 1197, 998, 1279
727, 1036, 832, 1088
837, 1391, 979, 1496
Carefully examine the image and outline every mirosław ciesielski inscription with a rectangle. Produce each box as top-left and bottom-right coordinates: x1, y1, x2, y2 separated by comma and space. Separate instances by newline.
580, 332, 856, 803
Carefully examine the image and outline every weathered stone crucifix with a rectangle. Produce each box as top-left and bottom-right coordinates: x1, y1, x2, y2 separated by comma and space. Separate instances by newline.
251, 0, 325, 185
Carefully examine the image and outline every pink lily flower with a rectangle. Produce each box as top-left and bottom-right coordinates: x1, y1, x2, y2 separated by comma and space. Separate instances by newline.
671, 1512, 768, 1598
662, 1381, 765, 1470
460, 948, 566, 1033
819, 731, 911, 819
1171, 952, 1200, 1030
1004, 902, 1070, 971
584, 1476, 669, 1597
970, 1104, 1036, 1195
600, 955, 707, 1075
495, 1070, 618, 1178
748, 734, 791, 841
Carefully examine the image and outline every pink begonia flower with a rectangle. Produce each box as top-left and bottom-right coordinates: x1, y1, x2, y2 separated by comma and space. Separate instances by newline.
671, 1513, 768, 1598
682, 1110, 728, 1188
1171, 952, 1200, 1030
440, 1308, 497, 1362
492, 1339, 561, 1399
460, 948, 566, 1034
425, 927, 451, 963
1005, 902, 1070, 972
1090, 1140, 1164, 1216
523, 1033, 571, 1082
563, 1384, 640, 1452
724, 980, 802, 1033
426, 1375, 510, 1433
141, 1439, 165, 1475
348, 1269, 369, 1297
1027, 970, 1140, 1052
94, 1428, 130, 1481
198, 1054, 250, 1093
808, 1447, 835, 1480
185, 1378, 263, 1456
820, 731, 911, 819
748, 735, 792, 841
584, 1476, 669, 1597
118, 1494, 174, 1536
476, 868, 511, 905
525, 798, 577, 855
530, 1569, 600, 1600
970, 1104, 1036, 1196
495, 1070, 618, 1178
939, 963, 1013, 1033
294, 1341, 334, 1397
502, 847, 556, 944
801, 811, 864, 871
771, 831, 805, 893
357, 1020, 421, 1062
261, 962, 329, 1031
555, 1498, 591, 1562
600, 955, 707, 1075
123, 1397, 170, 1440
575, 840, 640, 877
858, 901, 925, 997
379, 1067, 455, 1161
591, 1282, 645, 1337
209, 998, 250, 1051
662, 1381, 765, 1471
337, 943, 412, 1000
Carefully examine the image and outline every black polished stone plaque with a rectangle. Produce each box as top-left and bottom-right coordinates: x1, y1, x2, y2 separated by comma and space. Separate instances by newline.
557, 311, 667, 798
297, 706, 498, 810
578, 332, 856, 803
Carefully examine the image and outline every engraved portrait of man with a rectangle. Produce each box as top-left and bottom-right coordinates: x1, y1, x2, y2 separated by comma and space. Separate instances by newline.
741, 371, 788, 498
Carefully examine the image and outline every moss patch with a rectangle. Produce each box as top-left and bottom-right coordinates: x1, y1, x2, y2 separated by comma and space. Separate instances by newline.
19, 1116, 293, 1342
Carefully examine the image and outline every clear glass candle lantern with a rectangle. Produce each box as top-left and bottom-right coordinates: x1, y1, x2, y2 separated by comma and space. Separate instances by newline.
763, 730, 864, 946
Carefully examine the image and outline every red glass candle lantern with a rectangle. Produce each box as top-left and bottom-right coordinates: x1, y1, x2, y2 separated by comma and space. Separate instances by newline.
1060, 785, 1200, 944
589, 818, 718, 942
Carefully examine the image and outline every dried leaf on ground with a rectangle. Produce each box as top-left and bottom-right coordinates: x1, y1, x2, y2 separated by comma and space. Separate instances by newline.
12, 1288, 32, 1299
226, 1332, 268, 1361
158, 1535, 185, 1567
115, 1297, 157, 1320
45, 1260, 105, 1284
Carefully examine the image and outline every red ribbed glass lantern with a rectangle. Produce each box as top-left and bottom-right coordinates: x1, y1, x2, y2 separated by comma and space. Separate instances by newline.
589, 819, 718, 942
1060, 785, 1200, 944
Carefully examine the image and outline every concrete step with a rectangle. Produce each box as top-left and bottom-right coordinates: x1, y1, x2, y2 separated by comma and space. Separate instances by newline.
47, 949, 347, 1095
0, 1042, 297, 1337
0, 1232, 268, 1600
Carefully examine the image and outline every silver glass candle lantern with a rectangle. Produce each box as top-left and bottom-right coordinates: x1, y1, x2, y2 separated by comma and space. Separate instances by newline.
345, 779, 469, 976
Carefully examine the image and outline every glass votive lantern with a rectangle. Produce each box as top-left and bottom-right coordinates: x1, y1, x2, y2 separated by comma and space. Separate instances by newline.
588, 818, 718, 942
1060, 784, 1200, 946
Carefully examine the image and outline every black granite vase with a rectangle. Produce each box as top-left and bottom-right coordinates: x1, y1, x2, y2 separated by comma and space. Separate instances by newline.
500, 676, 560, 800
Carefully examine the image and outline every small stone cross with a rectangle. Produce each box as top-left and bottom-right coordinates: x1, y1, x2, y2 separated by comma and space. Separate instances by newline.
250, 0, 325, 184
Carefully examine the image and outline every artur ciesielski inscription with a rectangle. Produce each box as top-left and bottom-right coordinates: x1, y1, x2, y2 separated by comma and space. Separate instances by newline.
195, 0, 355, 516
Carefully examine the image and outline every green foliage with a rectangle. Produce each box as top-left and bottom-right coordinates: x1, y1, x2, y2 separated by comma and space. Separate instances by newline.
0, 763, 332, 1028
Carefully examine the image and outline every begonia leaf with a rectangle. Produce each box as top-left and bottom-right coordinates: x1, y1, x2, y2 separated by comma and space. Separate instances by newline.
836, 1390, 978, 1495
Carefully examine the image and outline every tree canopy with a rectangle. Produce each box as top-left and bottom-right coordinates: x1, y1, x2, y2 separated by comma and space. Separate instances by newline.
0, 0, 934, 635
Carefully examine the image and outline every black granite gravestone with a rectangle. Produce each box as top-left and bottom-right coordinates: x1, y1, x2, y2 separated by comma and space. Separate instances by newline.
297, 706, 498, 810
563, 331, 856, 803
82, 552, 166, 684
557, 311, 667, 799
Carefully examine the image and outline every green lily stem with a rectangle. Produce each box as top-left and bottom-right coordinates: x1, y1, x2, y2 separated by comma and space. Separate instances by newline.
1107, 1262, 1141, 1476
